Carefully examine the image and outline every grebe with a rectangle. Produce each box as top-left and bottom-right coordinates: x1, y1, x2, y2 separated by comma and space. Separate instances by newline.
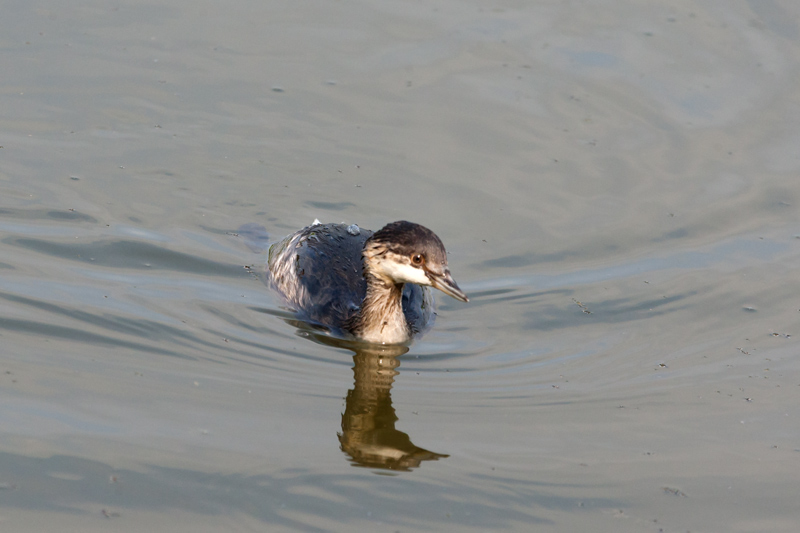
267, 220, 468, 344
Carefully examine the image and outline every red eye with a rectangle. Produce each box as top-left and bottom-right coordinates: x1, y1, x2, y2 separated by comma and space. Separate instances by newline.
411, 254, 424, 265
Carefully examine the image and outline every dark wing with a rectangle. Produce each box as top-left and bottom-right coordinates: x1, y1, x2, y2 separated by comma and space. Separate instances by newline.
268, 223, 372, 331
402, 284, 435, 337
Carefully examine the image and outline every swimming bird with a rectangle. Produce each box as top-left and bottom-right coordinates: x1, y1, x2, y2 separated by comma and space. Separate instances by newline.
267, 220, 468, 344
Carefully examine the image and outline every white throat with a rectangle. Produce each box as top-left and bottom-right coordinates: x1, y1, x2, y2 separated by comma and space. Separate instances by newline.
370, 256, 429, 286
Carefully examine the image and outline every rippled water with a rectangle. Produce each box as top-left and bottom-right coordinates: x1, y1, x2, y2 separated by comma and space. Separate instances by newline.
2, 0, 800, 531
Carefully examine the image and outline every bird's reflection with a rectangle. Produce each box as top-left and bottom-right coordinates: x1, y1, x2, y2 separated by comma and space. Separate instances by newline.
297, 329, 449, 471
340, 348, 449, 471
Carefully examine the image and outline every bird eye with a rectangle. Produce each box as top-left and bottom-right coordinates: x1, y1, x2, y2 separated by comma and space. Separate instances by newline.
411, 253, 424, 265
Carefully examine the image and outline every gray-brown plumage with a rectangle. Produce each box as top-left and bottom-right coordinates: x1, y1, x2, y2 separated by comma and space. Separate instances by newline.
267, 220, 468, 344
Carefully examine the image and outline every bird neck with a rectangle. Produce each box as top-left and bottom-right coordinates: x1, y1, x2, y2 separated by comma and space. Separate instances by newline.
355, 273, 410, 344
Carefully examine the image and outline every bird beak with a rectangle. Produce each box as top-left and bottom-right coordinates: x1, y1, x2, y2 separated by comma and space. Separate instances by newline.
429, 270, 469, 302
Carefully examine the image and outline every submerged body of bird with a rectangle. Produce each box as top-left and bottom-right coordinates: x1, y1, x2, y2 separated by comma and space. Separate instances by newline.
268, 220, 468, 344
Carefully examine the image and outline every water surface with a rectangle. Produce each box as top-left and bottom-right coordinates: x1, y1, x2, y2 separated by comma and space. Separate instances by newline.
1, 0, 800, 531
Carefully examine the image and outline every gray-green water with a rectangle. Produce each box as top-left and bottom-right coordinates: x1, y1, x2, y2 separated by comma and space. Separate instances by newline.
2, 1, 799, 531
